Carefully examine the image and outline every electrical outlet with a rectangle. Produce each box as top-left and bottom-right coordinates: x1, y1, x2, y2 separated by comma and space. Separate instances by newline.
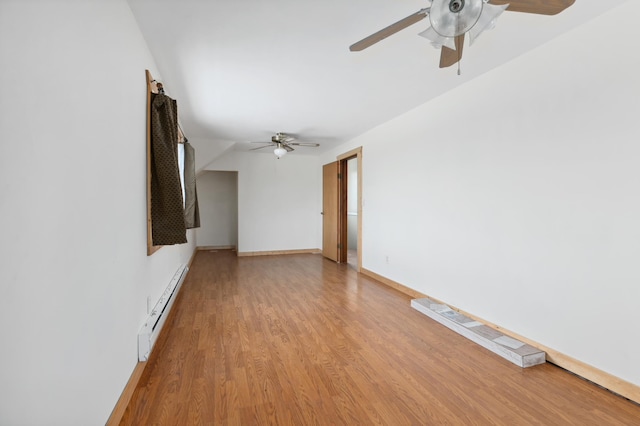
385, 255, 390, 264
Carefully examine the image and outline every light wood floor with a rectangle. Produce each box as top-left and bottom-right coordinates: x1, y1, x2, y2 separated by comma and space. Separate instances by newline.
121, 250, 640, 425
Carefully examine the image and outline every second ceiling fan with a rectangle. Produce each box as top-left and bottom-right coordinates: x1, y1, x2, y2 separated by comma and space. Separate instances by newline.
350, 0, 575, 69
250, 132, 320, 159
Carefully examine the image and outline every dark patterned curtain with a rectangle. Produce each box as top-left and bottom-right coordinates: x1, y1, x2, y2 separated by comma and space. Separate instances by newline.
183, 141, 200, 229
150, 93, 187, 245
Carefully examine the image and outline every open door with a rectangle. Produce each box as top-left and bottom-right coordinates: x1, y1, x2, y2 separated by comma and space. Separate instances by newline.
322, 161, 339, 262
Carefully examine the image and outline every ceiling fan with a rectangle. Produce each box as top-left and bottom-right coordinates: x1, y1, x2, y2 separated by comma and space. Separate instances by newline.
250, 132, 320, 159
350, 0, 575, 70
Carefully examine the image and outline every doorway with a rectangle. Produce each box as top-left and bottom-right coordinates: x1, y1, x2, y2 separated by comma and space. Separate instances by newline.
345, 157, 358, 269
195, 171, 239, 249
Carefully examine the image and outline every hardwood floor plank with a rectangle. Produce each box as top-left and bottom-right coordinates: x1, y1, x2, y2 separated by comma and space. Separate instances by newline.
120, 250, 640, 425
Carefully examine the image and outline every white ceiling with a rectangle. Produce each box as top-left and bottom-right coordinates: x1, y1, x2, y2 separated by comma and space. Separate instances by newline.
127, 0, 616, 156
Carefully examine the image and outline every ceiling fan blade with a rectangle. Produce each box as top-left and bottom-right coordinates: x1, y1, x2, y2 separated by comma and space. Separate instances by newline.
439, 34, 464, 68
489, 0, 575, 15
289, 143, 320, 147
349, 8, 428, 52
283, 144, 295, 152
249, 145, 272, 151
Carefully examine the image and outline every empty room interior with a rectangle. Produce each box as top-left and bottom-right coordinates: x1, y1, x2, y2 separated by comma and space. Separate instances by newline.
1, 0, 640, 424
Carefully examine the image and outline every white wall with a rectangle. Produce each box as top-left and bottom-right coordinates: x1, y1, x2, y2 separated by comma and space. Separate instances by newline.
321, 2, 640, 388
196, 171, 239, 247
188, 136, 235, 173
207, 151, 321, 253
0, 1, 195, 424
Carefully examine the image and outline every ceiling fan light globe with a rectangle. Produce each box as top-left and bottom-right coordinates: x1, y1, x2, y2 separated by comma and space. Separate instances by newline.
418, 26, 456, 50
469, 3, 508, 45
274, 147, 287, 158
429, 0, 483, 37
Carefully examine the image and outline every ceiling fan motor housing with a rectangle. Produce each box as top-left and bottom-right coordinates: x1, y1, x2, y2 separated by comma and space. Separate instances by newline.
430, 0, 483, 37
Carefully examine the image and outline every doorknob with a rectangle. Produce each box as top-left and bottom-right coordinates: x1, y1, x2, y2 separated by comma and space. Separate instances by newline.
320, 212, 324, 215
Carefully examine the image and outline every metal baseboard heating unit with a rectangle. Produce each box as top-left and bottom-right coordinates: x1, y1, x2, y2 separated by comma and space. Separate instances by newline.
138, 264, 189, 361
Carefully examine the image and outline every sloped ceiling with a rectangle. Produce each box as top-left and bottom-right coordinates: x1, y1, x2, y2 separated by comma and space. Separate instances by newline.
128, 0, 620, 160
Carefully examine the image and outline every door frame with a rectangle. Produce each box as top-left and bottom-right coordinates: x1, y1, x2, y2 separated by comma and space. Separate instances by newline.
337, 147, 362, 271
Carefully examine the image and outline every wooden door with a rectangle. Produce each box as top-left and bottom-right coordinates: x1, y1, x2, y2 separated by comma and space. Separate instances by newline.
322, 161, 339, 262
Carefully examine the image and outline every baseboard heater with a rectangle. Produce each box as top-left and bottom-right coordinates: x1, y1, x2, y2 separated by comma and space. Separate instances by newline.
138, 264, 189, 361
